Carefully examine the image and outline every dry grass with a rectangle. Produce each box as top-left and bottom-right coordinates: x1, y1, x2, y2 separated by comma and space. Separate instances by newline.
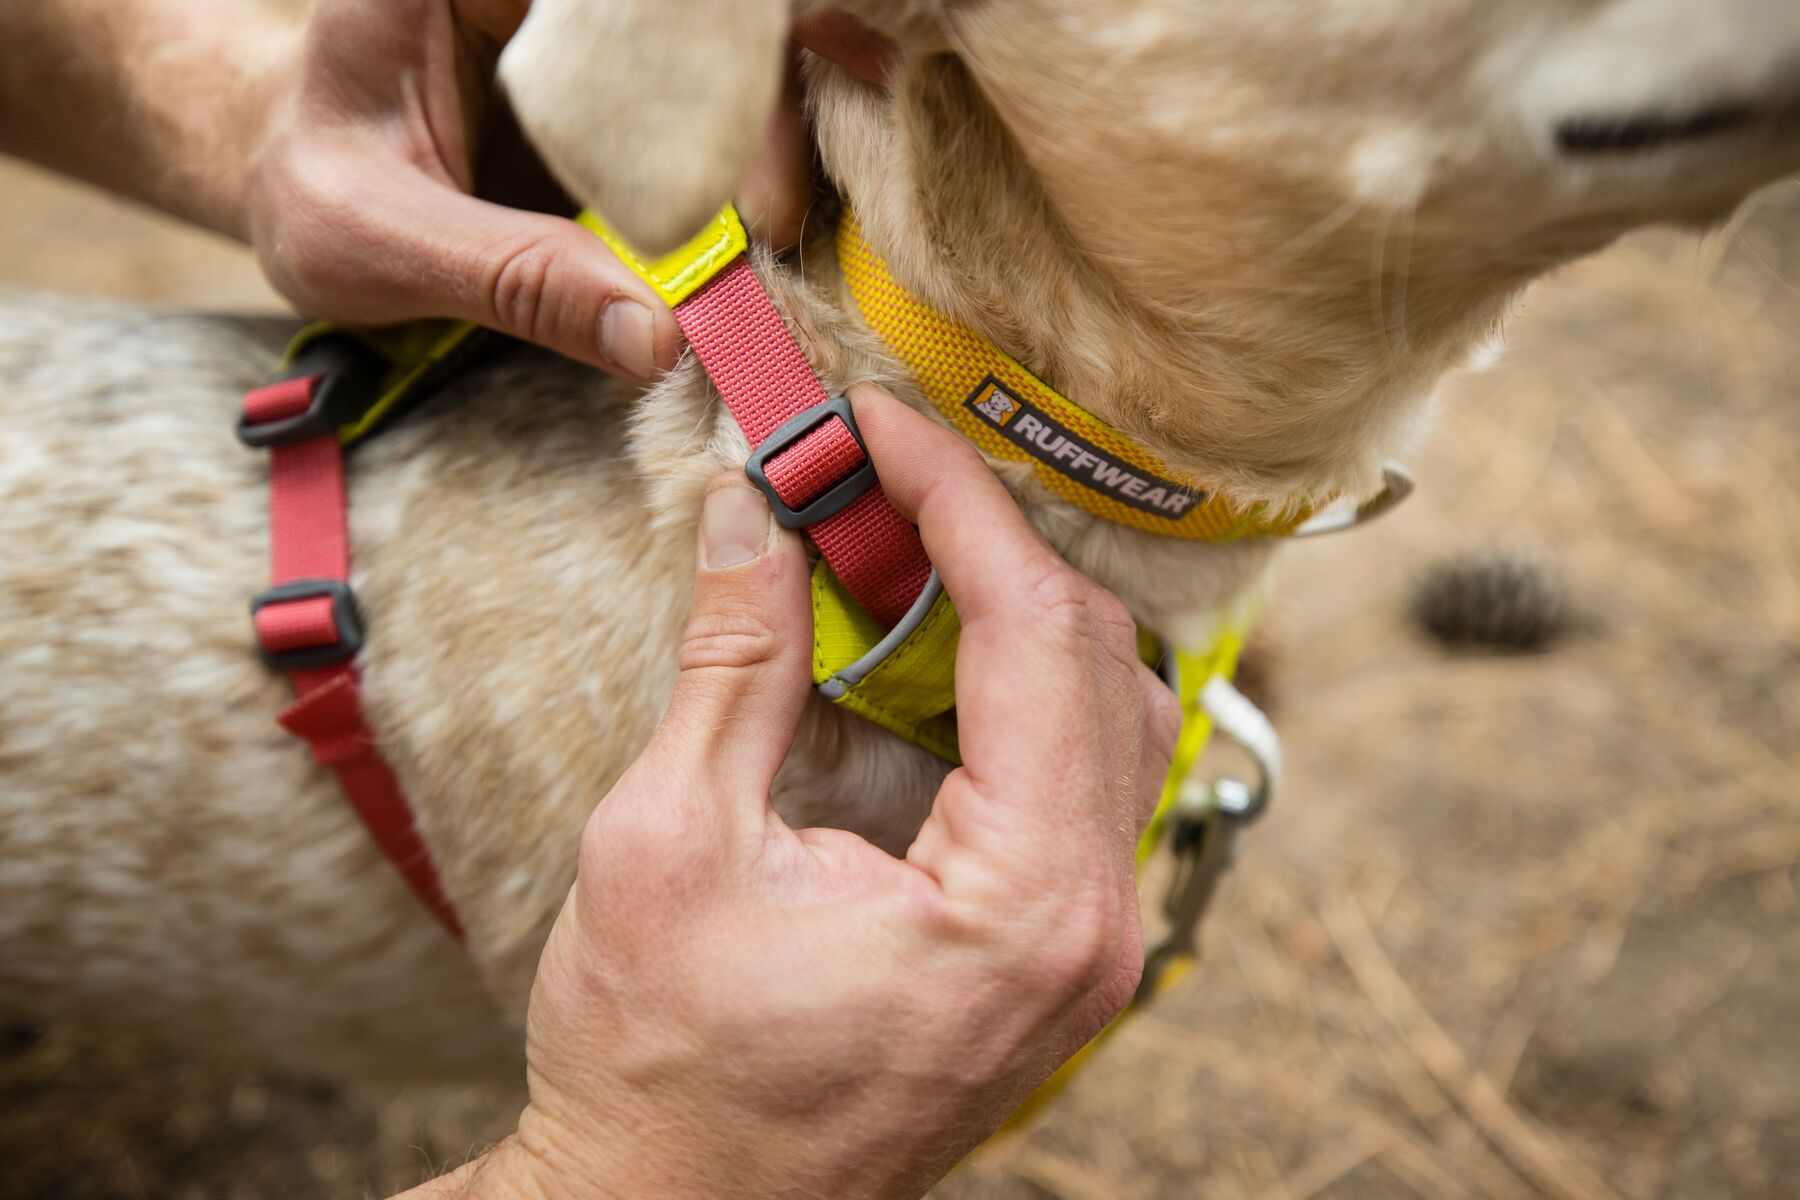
1, 158, 1796, 1200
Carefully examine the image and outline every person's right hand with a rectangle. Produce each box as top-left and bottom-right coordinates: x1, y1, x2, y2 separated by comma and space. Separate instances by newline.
469, 384, 1183, 1199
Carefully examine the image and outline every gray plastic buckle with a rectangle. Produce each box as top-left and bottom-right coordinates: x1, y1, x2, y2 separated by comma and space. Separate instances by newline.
743, 395, 878, 530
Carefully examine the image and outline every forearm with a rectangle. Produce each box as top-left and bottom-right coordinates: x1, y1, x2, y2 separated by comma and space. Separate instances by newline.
0, 0, 295, 240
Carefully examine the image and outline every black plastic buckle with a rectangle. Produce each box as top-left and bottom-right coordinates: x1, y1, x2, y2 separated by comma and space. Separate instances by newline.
743, 395, 878, 530
250, 578, 365, 670
236, 336, 390, 449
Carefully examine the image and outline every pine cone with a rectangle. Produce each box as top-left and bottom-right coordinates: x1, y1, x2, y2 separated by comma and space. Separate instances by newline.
1409, 546, 1568, 651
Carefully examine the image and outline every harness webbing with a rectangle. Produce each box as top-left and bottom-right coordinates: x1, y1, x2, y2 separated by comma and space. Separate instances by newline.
236, 202, 1332, 960
242, 375, 464, 941
838, 211, 1315, 541
675, 254, 932, 625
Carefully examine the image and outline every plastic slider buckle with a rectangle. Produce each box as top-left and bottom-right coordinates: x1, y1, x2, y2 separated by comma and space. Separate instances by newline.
250, 579, 365, 671
743, 395, 878, 530
236, 337, 389, 449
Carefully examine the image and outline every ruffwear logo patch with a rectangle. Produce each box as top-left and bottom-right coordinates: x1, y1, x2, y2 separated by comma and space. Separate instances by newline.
973, 386, 1021, 427
963, 377, 1203, 519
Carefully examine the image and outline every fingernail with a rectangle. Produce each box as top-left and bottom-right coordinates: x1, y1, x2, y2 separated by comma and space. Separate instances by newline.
701, 484, 772, 570
600, 298, 658, 380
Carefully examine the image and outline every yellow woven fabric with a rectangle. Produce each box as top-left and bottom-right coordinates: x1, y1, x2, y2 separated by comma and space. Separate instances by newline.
287, 203, 1256, 1132
1141, 635, 1245, 864
283, 319, 480, 446
812, 563, 963, 763
576, 207, 748, 308
838, 211, 1310, 541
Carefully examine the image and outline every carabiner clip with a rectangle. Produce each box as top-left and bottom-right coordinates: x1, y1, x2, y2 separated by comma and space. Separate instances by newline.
1135, 676, 1280, 1004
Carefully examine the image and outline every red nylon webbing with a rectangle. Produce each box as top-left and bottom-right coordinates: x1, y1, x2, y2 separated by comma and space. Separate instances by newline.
244, 376, 464, 942
762, 415, 863, 501
241, 245, 929, 946
674, 257, 932, 626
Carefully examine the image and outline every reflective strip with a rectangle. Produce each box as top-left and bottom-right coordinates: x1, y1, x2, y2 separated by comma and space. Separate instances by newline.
812, 563, 961, 764
818, 571, 944, 699
577, 207, 749, 308
1291, 461, 1415, 537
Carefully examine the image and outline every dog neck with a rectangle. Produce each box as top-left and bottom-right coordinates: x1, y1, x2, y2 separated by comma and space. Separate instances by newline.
808, 55, 1530, 515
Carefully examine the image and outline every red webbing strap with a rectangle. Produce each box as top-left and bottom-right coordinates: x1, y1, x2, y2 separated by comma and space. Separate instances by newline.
244, 376, 465, 942
674, 257, 932, 626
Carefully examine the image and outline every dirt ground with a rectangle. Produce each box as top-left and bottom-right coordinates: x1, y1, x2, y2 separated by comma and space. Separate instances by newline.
2, 142, 1798, 1200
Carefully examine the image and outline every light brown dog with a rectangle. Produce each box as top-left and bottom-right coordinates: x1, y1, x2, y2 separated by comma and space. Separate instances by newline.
4, 0, 1798, 1080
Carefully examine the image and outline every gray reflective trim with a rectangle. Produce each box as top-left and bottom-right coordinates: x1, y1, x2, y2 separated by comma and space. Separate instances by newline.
1291, 461, 1415, 537
816, 571, 944, 699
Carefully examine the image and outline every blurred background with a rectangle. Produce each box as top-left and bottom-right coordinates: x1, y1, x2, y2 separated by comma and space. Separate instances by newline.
3, 49, 1798, 1200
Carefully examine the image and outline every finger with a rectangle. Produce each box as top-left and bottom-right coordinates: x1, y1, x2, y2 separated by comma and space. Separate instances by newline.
1133, 662, 1182, 833
848, 384, 1064, 633
851, 385, 1153, 869
646, 476, 815, 809
413, 184, 688, 379
266, 160, 683, 380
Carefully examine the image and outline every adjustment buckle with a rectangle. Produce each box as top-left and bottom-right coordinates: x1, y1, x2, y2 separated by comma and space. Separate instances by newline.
250, 578, 365, 671
237, 336, 390, 449
743, 395, 879, 529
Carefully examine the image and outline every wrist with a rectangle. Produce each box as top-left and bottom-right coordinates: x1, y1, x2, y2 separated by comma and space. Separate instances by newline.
178, 19, 302, 244
399, 1133, 556, 1200
492, 1102, 640, 1200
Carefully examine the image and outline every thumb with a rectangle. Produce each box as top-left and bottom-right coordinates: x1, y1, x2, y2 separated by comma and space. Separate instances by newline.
421, 186, 684, 380
649, 476, 816, 796
272, 162, 686, 380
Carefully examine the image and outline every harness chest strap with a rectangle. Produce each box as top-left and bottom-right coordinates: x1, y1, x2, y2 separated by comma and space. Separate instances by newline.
240, 365, 465, 941
582, 208, 932, 627
237, 202, 1394, 945
235, 206, 939, 941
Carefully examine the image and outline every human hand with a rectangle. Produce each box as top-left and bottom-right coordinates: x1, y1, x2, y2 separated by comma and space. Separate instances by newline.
245, 2, 884, 380
470, 385, 1182, 1199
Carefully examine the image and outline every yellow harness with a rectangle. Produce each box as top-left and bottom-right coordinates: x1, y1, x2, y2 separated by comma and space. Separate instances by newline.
572, 207, 1306, 1123
277, 202, 1399, 1124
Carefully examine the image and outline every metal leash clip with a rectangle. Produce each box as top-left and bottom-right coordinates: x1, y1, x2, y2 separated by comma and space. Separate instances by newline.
1136, 675, 1282, 1004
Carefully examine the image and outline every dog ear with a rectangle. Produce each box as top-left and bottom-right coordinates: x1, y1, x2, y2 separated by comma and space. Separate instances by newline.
499, 0, 791, 255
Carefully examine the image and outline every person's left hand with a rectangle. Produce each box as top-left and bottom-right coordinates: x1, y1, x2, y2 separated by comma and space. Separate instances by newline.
244, 0, 860, 380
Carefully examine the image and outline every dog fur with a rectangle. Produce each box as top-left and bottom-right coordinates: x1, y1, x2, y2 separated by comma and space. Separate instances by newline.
4, 0, 1799, 1079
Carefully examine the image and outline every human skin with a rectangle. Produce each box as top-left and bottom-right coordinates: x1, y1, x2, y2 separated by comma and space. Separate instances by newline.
391, 388, 1178, 1198
0, 0, 885, 379
1, 4, 1171, 1193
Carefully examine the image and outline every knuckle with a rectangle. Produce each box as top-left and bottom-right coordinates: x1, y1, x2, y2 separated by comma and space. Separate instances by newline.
485, 236, 560, 343
273, 222, 340, 307
579, 772, 718, 888
1017, 560, 1143, 662
1026, 879, 1126, 999
258, 155, 364, 310
1144, 676, 1184, 759
1018, 554, 1091, 627
1089, 929, 1146, 1025
678, 603, 785, 675
1085, 588, 1139, 658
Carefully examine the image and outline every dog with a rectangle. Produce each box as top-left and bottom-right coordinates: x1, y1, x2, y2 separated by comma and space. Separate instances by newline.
4, 0, 1798, 1082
